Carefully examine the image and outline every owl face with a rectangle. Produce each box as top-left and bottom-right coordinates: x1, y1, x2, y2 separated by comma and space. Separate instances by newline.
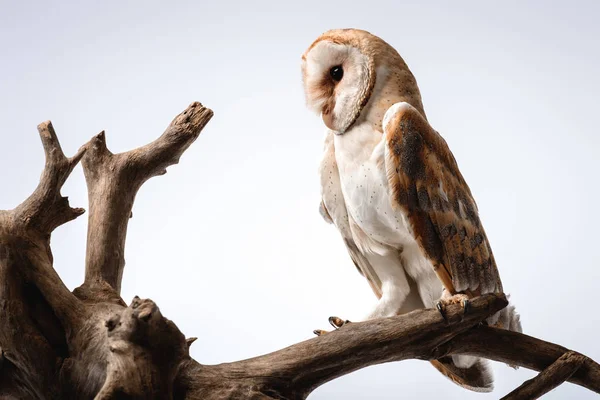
302, 29, 426, 134
302, 30, 375, 133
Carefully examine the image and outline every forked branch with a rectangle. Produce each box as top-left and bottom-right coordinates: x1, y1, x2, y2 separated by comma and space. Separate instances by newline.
13, 121, 86, 234
0, 122, 87, 399
1, 102, 599, 400
444, 327, 600, 394
501, 351, 587, 400
79, 102, 213, 295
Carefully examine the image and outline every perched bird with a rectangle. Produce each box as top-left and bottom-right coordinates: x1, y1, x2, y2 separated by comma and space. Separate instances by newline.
301, 28, 521, 393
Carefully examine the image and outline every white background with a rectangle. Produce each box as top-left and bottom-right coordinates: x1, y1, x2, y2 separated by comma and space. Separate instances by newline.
1, 1, 599, 398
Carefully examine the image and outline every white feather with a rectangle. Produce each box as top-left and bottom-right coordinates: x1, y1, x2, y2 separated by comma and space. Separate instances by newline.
303, 41, 371, 133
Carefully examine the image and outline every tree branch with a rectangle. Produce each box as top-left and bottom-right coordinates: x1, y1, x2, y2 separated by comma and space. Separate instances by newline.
79, 102, 213, 294
174, 294, 508, 399
440, 326, 600, 394
2, 102, 599, 400
0, 122, 87, 398
500, 351, 586, 400
1, 121, 87, 331
174, 292, 600, 400
13, 121, 86, 234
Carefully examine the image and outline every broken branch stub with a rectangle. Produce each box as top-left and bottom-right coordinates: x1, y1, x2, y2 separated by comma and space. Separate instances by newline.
95, 297, 188, 400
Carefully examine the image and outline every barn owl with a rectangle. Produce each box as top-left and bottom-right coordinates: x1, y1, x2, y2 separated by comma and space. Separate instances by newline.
301, 29, 521, 392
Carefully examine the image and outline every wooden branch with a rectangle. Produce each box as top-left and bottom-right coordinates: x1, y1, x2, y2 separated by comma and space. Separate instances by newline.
2, 103, 599, 400
174, 293, 600, 400
13, 121, 86, 234
174, 294, 508, 399
79, 102, 213, 294
0, 122, 88, 398
440, 327, 600, 394
0, 121, 87, 332
501, 351, 586, 400
0, 106, 212, 399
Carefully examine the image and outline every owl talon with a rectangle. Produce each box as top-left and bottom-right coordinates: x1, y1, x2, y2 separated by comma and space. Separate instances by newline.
462, 299, 471, 315
436, 301, 448, 323
313, 329, 328, 336
328, 316, 350, 329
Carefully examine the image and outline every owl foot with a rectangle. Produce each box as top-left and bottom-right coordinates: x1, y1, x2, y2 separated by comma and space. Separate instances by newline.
435, 302, 448, 323
328, 316, 351, 329
313, 316, 351, 336
436, 294, 470, 323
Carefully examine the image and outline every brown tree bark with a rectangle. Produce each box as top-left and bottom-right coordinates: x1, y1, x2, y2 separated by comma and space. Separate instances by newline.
500, 351, 587, 400
0, 101, 598, 399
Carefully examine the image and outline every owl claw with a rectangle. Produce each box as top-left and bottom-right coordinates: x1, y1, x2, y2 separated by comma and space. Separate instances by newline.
328, 316, 350, 329
462, 299, 471, 315
436, 294, 471, 323
436, 301, 448, 323
313, 329, 328, 336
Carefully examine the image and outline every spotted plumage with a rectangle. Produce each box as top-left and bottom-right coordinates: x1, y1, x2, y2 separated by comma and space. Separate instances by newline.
383, 103, 503, 295
302, 28, 521, 393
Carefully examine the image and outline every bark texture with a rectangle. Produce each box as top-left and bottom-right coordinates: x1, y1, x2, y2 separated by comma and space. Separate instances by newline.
0, 102, 598, 399
500, 351, 587, 400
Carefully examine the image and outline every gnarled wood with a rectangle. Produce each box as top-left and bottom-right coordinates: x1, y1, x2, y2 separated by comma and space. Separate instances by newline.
95, 297, 188, 400
13, 121, 86, 234
0, 103, 212, 399
1, 102, 599, 400
173, 293, 600, 400
78, 102, 213, 294
174, 293, 507, 399
0, 122, 87, 399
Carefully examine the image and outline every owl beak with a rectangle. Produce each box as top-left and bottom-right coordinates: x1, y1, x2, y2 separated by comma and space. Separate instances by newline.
322, 109, 336, 131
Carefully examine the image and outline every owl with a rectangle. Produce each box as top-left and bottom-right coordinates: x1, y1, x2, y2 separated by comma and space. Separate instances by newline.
301, 29, 521, 392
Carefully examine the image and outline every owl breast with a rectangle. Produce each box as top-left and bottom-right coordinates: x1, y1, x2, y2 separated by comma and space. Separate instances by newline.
333, 123, 414, 255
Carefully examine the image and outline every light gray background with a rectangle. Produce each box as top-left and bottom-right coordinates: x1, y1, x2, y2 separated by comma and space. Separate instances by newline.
1, 1, 599, 398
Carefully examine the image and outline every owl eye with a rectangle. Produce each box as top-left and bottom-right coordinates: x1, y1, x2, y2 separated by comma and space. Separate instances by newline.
330, 65, 343, 82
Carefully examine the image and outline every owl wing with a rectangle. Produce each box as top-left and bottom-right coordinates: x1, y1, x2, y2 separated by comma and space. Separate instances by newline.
319, 131, 382, 298
382, 103, 502, 295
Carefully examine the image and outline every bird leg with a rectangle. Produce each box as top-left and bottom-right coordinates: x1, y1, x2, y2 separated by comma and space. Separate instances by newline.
436, 292, 470, 323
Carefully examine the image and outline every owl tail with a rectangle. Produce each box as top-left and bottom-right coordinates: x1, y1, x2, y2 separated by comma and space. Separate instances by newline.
488, 300, 523, 368
488, 301, 522, 336
430, 357, 494, 392
430, 299, 523, 392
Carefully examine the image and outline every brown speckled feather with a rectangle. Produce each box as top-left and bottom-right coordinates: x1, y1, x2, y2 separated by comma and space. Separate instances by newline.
384, 103, 502, 295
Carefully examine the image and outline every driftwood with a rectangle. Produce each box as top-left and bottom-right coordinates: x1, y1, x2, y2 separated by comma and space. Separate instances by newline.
0, 101, 598, 399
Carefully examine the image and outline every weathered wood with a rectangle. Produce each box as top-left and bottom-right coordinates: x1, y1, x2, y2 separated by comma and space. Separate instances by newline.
174, 294, 507, 399
13, 121, 86, 233
78, 102, 213, 294
439, 327, 600, 394
0, 121, 87, 399
1, 103, 599, 400
173, 294, 600, 400
0, 104, 212, 399
95, 297, 189, 400
500, 351, 586, 400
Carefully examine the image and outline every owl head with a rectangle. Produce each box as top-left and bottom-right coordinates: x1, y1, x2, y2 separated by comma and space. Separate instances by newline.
301, 29, 425, 134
